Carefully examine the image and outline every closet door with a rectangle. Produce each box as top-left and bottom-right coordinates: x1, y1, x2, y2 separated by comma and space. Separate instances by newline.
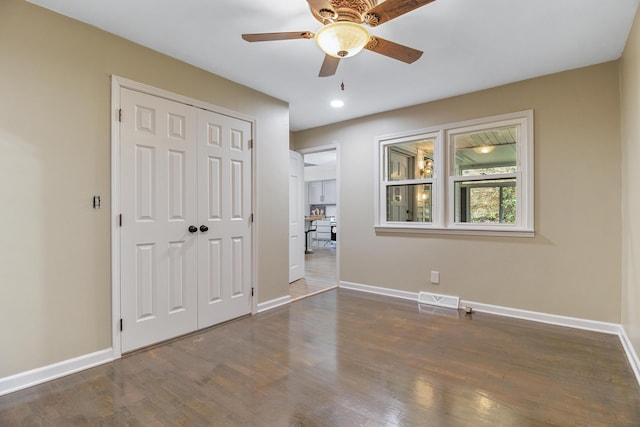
120, 88, 199, 353
196, 109, 253, 328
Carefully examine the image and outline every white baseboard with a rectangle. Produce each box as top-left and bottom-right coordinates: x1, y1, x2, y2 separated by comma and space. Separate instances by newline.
340, 281, 640, 387
340, 281, 419, 301
460, 299, 622, 335
257, 295, 292, 313
619, 328, 640, 387
0, 348, 113, 397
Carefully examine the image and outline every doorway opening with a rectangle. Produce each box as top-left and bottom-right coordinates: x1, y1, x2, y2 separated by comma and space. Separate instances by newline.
289, 148, 338, 300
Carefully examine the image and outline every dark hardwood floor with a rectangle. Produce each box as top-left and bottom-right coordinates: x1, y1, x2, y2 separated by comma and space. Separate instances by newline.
289, 246, 336, 301
1, 289, 639, 426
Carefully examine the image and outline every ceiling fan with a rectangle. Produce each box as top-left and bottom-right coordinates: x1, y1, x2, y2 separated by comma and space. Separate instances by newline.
241, 0, 436, 77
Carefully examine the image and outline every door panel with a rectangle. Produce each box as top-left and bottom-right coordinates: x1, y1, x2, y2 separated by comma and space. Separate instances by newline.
135, 145, 155, 220
207, 157, 222, 219
231, 237, 245, 296
168, 150, 187, 219
206, 238, 223, 302
120, 88, 199, 353
168, 241, 187, 312
197, 109, 252, 329
231, 160, 244, 218
135, 243, 155, 319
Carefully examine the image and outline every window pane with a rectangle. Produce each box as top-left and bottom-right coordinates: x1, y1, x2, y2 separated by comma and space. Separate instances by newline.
386, 138, 435, 181
453, 126, 517, 177
386, 184, 432, 222
454, 179, 516, 224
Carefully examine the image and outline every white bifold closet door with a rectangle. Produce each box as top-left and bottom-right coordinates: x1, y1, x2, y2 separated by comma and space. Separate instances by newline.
120, 88, 252, 353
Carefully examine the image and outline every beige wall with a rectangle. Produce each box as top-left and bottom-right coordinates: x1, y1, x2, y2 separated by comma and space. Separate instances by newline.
295, 62, 622, 323
621, 9, 640, 358
0, 0, 289, 377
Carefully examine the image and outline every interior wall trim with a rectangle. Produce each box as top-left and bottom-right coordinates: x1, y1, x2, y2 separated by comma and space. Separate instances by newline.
460, 299, 621, 334
339, 280, 640, 387
0, 349, 113, 397
257, 295, 292, 313
340, 281, 419, 301
619, 327, 640, 387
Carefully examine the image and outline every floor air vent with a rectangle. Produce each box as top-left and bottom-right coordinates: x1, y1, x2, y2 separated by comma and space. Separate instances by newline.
418, 292, 460, 310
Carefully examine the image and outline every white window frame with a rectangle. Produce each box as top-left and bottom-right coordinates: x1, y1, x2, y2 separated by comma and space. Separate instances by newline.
375, 110, 534, 237
377, 130, 443, 229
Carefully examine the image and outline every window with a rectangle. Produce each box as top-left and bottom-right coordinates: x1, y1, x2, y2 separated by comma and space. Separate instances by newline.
376, 111, 533, 236
384, 135, 437, 223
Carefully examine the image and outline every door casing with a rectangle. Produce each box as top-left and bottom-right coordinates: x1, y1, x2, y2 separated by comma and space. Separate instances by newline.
110, 76, 258, 358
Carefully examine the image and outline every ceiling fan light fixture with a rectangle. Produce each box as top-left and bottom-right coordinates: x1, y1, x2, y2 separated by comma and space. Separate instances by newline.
330, 99, 345, 108
315, 22, 371, 58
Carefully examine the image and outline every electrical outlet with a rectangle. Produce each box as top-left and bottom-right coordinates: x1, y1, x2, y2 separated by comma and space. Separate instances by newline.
430, 271, 440, 284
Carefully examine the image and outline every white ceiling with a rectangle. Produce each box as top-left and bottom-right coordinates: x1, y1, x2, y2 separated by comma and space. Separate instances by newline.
28, 0, 639, 131
305, 151, 337, 167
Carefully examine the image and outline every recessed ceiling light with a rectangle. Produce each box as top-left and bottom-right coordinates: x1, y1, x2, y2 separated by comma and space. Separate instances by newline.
473, 145, 495, 154
330, 99, 344, 108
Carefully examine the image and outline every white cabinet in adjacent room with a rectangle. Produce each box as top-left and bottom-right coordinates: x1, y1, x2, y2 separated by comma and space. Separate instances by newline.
308, 180, 323, 205
308, 179, 336, 204
322, 180, 336, 204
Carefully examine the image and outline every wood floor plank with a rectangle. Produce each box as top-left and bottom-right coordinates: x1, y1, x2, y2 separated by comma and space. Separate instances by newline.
289, 247, 336, 301
1, 289, 639, 426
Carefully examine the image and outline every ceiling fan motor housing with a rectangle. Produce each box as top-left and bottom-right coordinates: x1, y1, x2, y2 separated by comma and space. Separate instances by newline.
312, 0, 378, 25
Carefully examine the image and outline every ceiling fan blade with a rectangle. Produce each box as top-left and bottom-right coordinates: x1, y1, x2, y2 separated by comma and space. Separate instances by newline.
242, 32, 314, 42
319, 55, 340, 77
366, 0, 436, 26
365, 37, 423, 64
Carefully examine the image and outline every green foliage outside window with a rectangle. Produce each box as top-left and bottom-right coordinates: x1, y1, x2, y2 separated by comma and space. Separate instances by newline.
501, 187, 517, 223
468, 184, 516, 224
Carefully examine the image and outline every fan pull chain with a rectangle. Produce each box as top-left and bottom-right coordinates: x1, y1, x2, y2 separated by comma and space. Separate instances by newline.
341, 81, 345, 91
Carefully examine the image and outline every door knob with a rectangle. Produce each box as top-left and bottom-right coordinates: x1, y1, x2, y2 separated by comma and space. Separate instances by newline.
188, 225, 198, 233
200, 225, 209, 232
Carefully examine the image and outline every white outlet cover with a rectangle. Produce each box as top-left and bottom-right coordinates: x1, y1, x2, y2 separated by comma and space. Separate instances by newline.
430, 271, 440, 284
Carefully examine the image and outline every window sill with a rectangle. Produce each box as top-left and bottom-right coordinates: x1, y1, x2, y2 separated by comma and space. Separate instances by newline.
374, 225, 535, 238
